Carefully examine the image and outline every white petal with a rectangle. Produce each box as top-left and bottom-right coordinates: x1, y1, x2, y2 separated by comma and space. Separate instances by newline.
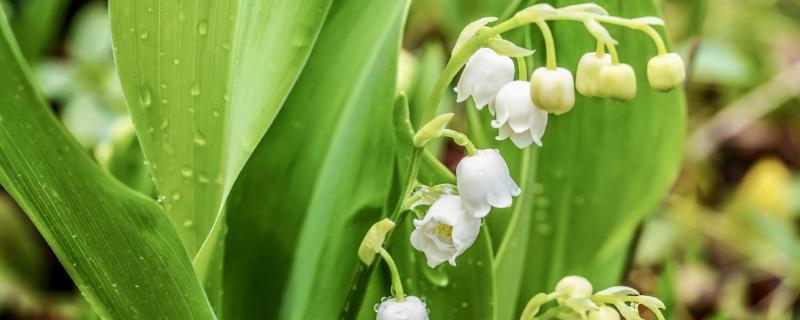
462, 201, 491, 218
530, 107, 548, 145
494, 123, 512, 139
509, 131, 535, 148
452, 220, 480, 252
410, 227, 451, 268
455, 68, 478, 103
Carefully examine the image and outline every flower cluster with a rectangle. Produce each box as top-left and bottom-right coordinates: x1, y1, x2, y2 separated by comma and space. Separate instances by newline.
520, 275, 667, 320
359, 4, 683, 319
454, 4, 685, 148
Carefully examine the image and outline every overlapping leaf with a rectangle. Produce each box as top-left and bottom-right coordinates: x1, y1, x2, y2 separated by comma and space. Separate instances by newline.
223, 0, 408, 318
0, 11, 214, 319
109, 0, 332, 257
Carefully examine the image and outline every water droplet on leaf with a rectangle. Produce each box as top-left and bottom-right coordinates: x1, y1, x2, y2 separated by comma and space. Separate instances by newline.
181, 166, 193, 177
139, 86, 152, 108
197, 20, 209, 35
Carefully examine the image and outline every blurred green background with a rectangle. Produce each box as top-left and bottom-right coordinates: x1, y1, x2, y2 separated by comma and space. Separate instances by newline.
1, 0, 800, 319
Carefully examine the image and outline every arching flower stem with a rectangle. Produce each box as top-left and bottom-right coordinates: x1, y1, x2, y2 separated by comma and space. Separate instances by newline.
595, 40, 606, 56
515, 56, 528, 81
377, 247, 405, 301
535, 19, 558, 70
547, 13, 668, 55
607, 42, 620, 65
441, 129, 478, 155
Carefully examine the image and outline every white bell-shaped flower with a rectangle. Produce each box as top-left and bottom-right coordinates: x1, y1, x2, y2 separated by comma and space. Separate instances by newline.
492, 81, 548, 148
576, 52, 612, 97
530, 67, 576, 115
455, 48, 515, 114
456, 149, 521, 218
410, 195, 481, 268
376, 296, 429, 320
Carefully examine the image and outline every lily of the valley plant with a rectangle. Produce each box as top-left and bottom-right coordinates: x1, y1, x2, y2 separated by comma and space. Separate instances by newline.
357, 3, 683, 319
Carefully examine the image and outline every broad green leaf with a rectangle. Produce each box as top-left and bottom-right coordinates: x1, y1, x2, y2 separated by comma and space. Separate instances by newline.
520, 0, 685, 308
109, 0, 332, 257
223, 0, 408, 318
0, 10, 214, 319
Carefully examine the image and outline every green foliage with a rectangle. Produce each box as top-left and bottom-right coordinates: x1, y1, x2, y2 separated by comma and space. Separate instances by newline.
0, 10, 214, 319
0, 0, 689, 318
109, 0, 332, 259
223, 0, 407, 318
521, 0, 685, 304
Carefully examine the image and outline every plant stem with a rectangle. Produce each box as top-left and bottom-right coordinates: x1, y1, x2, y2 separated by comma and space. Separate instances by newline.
535, 19, 557, 70
607, 43, 620, 64
377, 247, 405, 301
595, 40, 605, 56
441, 129, 477, 155
547, 13, 668, 55
516, 56, 528, 81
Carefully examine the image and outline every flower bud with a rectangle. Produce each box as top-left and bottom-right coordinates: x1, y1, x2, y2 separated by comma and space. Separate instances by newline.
576, 53, 612, 97
376, 296, 429, 320
357, 218, 396, 265
530, 67, 575, 115
555, 275, 593, 301
455, 48, 515, 114
588, 306, 620, 320
456, 149, 521, 218
647, 53, 686, 91
598, 63, 637, 101
413, 113, 454, 147
410, 195, 481, 267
